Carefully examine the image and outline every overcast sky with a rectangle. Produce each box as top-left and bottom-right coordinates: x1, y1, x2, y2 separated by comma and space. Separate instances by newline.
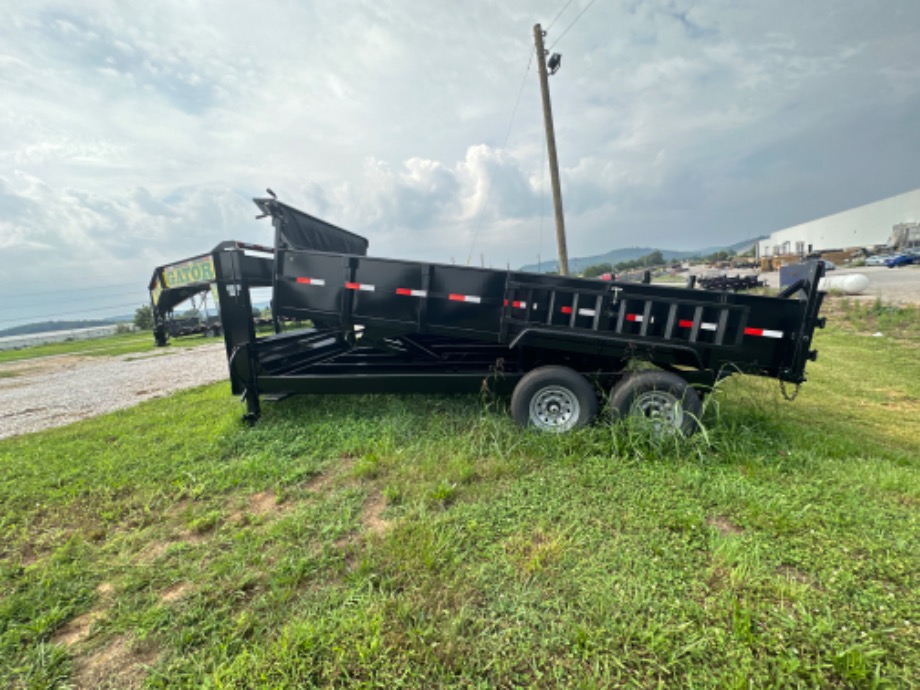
2, 0, 919, 328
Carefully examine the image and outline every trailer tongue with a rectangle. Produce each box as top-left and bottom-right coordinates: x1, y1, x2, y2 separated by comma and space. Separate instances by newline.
151, 194, 826, 435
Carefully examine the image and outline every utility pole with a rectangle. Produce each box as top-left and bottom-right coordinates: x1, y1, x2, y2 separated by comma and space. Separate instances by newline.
533, 23, 569, 276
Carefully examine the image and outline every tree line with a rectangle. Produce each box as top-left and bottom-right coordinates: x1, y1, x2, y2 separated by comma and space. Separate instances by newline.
579, 249, 738, 278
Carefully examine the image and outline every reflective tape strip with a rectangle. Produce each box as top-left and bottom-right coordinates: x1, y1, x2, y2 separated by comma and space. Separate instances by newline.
561, 306, 596, 316
296, 277, 326, 286
626, 313, 655, 323
504, 299, 527, 309
744, 327, 784, 339
449, 294, 481, 304
345, 282, 375, 292
678, 319, 717, 331
396, 288, 428, 297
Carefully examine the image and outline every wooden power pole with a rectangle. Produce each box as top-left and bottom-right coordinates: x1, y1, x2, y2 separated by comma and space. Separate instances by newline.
533, 23, 569, 276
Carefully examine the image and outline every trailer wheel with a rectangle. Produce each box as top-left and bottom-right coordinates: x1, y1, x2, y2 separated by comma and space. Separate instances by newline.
511, 366, 598, 433
609, 371, 702, 436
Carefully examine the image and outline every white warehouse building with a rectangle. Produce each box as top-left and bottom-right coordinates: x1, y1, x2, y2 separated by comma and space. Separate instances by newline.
757, 187, 920, 258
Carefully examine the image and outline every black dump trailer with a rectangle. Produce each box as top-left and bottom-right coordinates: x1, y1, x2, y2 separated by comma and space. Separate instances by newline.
156, 195, 826, 435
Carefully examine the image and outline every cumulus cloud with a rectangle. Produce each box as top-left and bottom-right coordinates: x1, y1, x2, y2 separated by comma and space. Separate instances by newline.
1, 0, 919, 326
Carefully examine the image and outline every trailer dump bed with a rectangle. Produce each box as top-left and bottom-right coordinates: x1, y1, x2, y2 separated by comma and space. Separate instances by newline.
157, 195, 827, 435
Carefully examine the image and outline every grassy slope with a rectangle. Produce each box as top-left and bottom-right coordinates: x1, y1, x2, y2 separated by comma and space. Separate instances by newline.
0, 330, 917, 688
0, 332, 216, 365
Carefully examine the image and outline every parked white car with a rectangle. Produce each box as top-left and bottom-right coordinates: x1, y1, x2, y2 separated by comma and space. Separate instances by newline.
865, 255, 892, 266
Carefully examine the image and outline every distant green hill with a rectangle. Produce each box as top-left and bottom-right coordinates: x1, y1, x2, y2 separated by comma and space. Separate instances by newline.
0, 317, 131, 338
519, 236, 765, 274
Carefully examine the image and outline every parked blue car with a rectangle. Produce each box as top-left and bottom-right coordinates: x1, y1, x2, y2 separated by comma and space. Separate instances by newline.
885, 254, 916, 268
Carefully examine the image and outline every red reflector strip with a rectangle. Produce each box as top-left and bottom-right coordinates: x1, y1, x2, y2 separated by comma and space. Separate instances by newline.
449, 294, 481, 304
396, 288, 427, 297
677, 319, 717, 331
561, 306, 597, 316
625, 313, 655, 323
744, 327, 783, 339
296, 277, 326, 286
345, 282, 375, 292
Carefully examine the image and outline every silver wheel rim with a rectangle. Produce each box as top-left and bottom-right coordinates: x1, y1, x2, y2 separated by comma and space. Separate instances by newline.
631, 390, 683, 433
529, 385, 580, 432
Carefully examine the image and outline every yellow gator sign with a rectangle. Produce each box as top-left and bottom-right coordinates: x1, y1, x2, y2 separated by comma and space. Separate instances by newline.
162, 256, 217, 288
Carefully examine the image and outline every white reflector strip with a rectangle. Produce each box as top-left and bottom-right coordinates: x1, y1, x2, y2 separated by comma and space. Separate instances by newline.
578, 308, 596, 317
345, 282, 375, 292
626, 313, 655, 323
677, 319, 716, 331
449, 294, 481, 304
744, 327, 783, 338
396, 288, 427, 297
296, 277, 326, 286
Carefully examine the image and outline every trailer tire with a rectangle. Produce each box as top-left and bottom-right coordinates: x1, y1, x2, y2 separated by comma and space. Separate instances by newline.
511, 366, 598, 433
609, 371, 701, 436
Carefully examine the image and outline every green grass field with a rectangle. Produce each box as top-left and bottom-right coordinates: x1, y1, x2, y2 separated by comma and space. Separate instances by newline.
1, 315, 918, 687
0, 332, 222, 365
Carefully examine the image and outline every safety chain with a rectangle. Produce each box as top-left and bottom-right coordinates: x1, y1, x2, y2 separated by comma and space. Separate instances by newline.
779, 379, 801, 402
481, 357, 506, 396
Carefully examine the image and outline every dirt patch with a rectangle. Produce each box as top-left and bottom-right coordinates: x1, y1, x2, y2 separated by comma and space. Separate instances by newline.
96, 582, 115, 597
229, 490, 293, 524
166, 498, 192, 518
250, 490, 279, 515
305, 455, 356, 494
305, 471, 337, 493
135, 540, 172, 565
73, 636, 158, 690
707, 515, 744, 536
53, 611, 104, 647
135, 530, 207, 564
160, 581, 192, 603
19, 545, 39, 567
360, 492, 390, 535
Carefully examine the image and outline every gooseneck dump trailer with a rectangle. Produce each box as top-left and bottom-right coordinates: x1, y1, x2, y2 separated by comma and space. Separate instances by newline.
151, 195, 826, 435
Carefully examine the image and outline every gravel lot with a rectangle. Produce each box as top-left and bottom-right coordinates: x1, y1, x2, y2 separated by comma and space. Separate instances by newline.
0, 344, 229, 440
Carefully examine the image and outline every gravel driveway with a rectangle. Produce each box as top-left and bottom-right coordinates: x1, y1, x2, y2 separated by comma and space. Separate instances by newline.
0, 344, 230, 440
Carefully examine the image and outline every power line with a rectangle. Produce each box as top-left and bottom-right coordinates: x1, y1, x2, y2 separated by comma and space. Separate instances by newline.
546, 0, 577, 31
466, 49, 536, 266
549, 0, 598, 50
